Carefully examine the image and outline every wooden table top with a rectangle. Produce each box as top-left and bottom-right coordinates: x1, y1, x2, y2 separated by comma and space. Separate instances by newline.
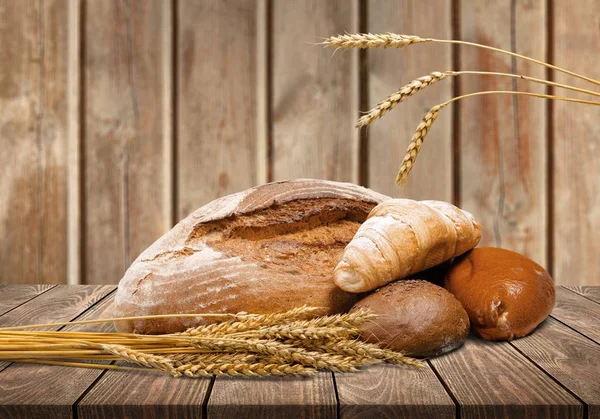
0, 285, 598, 419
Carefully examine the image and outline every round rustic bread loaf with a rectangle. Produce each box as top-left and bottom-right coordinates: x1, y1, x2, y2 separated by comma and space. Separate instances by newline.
444, 247, 555, 341
113, 179, 389, 334
351, 279, 470, 357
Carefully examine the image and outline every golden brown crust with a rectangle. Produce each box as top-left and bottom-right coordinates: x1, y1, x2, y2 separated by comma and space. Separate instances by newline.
351, 279, 470, 357
113, 179, 390, 334
444, 247, 555, 341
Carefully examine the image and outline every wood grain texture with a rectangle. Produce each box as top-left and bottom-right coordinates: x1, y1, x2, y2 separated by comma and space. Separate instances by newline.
551, 286, 600, 344
271, 0, 359, 183
207, 372, 337, 419
0, 284, 56, 316
366, 0, 452, 200
0, 0, 71, 284
429, 337, 582, 418
459, 0, 547, 267
553, 0, 600, 286
177, 0, 259, 219
511, 317, 600, 418
84, 0, 171, 285
336, 364, 455, 419
77, 364, 208, 419
0, 289, 116, 419
564, 286, 600, 304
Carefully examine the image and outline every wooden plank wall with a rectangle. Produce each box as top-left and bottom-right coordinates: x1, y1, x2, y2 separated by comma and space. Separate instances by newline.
1, 0, 598, 286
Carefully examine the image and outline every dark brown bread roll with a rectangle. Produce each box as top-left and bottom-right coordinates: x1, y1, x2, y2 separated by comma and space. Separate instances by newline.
445, 247, 555, 341
351, 280, 470, 357
113, 179, 389, 334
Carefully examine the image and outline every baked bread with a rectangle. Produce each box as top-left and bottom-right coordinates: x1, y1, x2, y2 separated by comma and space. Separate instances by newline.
351, 279, 470, 357
334, 199, 481, 293
113, 179, 389, 334
444, 247, 555, 340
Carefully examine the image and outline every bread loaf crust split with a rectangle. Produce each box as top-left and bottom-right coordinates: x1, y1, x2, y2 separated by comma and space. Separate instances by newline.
334, 199, 481, 293
113, 179, 390, 334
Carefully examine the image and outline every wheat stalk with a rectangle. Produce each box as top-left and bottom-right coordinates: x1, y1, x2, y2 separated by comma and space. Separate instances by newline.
324, 33, 600, 87
0, 307, 423, 377
191, 337, 379, 372
358, 70, 600, 128
396, 91, 600, 184
175, 305, 322, 337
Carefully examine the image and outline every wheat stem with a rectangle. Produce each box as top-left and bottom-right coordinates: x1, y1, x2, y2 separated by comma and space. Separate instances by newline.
358, 70, 600, 128
324, 33, 600, 88
396, 91, 600, 184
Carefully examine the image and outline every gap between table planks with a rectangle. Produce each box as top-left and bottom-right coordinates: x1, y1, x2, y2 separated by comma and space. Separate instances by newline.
0, 286, 599, 419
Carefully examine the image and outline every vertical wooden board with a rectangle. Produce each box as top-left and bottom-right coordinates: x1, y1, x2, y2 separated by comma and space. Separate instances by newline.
84, 0, 171, 284
0, 290, 116, 419
0, 284, 56, 316
459, 1, 547, 266
429, 338, 582, 418
177, 0, 259, 219
564, 286, 600, 304
551, 286, 600, 344
271, 0, 359, 182
510, 317, 600, 418
553, 0, 600, 286
336, 364, 455, 419
0, 0, 71, 284
366, 0, 453, 200
207, 372, 337, 419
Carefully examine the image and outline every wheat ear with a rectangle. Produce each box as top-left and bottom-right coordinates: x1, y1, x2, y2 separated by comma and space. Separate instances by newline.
358, 70, 600, 128
396, 91, 600, 184
324, 33, 430, 49
175, 305, 322, 336
100, 344, 175, 373
191, 337, 380, 372
324, 33, 600, 88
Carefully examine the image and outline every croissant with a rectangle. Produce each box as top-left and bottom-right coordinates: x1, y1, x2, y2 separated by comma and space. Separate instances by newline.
333, 199, 481, 293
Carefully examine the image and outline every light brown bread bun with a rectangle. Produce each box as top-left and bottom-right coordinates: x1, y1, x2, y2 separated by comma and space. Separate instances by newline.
351, 280, 470, 357
113, 179, 389, 334
444, 247, 555, 341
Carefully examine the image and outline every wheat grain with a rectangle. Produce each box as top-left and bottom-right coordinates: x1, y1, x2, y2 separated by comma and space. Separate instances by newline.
177, 305, 321, 337
324, 33, 430, 49
357, 72, 455, 128
395, 104, 445, 184
100, 344, 176, 373
192, 337, 378, 372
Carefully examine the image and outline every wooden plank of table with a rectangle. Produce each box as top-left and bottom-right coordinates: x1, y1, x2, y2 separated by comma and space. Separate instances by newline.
83, 0, 172, 285
0, 0, 72, 284
77, 365, 208, 419
550, 286, 600, 344
0, 286, 115, 419
77, 301, 210, 419
0, 285, 114, 374
177, 0, 260, 219
207, 372, 336, 419
510, 317, 600, 418
459, 0, 548, 265
430, 338, 582, 418
553, 0, 600, 287
336, 364, 455, 419
564, 286, 600, 305
0, 284, 56, 316
271, 0, 359, 183
366, 0, 453, 200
